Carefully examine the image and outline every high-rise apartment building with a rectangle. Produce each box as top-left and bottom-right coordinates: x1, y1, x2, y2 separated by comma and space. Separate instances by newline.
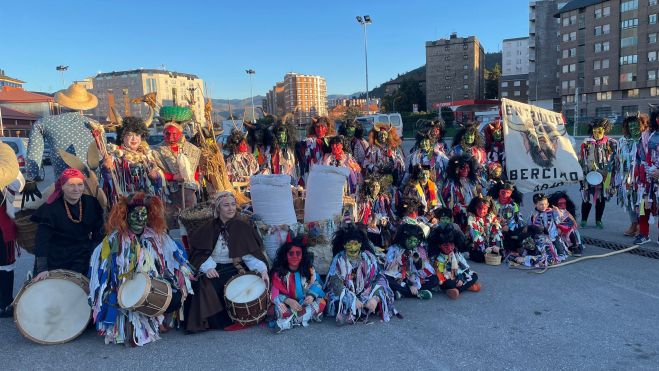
91, 69, 205, 123
529, 0, 568, 110
425, 33, 485, 111
264, 73, 327, 126
264, 81, 286, 117
556, 0, 659, 120
500, 37, 530, 102
0, 69, 24, 89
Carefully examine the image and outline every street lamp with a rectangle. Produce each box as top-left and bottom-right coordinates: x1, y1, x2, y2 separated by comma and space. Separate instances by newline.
392, 95, 402, 112
356, 15, 372, 113
245, 69, 256, 121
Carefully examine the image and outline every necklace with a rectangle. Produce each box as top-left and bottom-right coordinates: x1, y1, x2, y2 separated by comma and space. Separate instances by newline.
64, 199, 83, 224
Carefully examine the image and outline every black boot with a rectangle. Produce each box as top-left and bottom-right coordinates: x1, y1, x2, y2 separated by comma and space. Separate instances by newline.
0, 270, 15, 318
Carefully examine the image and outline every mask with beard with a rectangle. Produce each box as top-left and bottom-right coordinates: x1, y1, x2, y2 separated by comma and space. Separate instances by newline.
276, 130, 287, 147
629, 121, 641, 140
525, 131, 556, 168
345, 126, 356, 137
463, 132, 475, 146
420, 138, 432, 153
377, 130, 389, 145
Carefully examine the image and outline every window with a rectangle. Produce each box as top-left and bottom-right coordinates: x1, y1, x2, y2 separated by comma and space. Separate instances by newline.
463, 64, 468, 70
566, 95, 575, 103
569, 80, 576, 88
463, 54, 468, 60
595, 26, 602, 36
620, 54, 638, 65
595, 43, 602, 52
595, 8, 602, 18
514, 91, 521, 96
603, 24, 611, 34
445, 56, 450, 61
563, 65, 569, 73
603, 59, 610, 68
501, 82, 508, 88
604, 42, 610, 51
652, 14, 658, 24
514, 80, 521, 86
649, 70, 657, 81
620, 72, 636, 82
603, 76, 609, 85
621, 0, 639, 12
597, 91, 612, 101
444, 46, 450, 51
563, 49, 569, 58
463, 84, 469, 89
445, 85, 451, 89
570, 64, 576, 72
570, 47, 577, 57
563, 33, 570, 42
463, 44, 468, 50
622, 105, 639, 116
651, 0, 658, 5
604, 6, 610, 16
652, 87, 659, 96
463, 74, 469, 80
621, 37, 638, 48
445, 76, 452, 80
651, 33, 658, 44
625, 89, 640, 98
594, 60, 601, 70
501, 92, 509, 97
649, 51, 657, 61
445, 66, 451, 70
562, 81, 569, 89
621, 18, 639, 29
595, 76, 601, 86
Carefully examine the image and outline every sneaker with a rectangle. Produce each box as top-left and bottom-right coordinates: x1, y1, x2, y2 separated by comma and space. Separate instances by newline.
445, 288, 460, 300
417, 289, 433, 300
580, 220, 587, 228
634, 235, 651, 245
595, 221, 604, 229
272, 318, 292, 334
394, 290, 402, 300
467, 282, 481, 292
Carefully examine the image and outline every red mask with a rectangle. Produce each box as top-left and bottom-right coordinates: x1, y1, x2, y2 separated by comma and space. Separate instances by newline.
498, 189, 512, 203
287, 246, 303, 270
408, 211, 418, 219
238, 141, 248, 153
459, 164, 470, 178
331, 142, 343, 157
164, 126, 182, 144
476, 203, 489, 217
315, 124, 328, 138
440, 242, 454, 255
557, 198, 567, 209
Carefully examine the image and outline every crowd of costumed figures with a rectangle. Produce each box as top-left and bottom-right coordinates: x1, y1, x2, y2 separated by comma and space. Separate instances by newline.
1, 83, 646, 346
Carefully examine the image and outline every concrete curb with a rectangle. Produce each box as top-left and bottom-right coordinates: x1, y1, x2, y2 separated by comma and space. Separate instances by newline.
582, 236, 659, 259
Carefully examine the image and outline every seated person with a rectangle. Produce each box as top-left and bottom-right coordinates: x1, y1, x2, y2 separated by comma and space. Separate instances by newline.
384, 224, 438, 300
427, 226, 480, 300
510, 225, 567, 268
466, 195, 503, 263
549, 191, 583, 256
402, 164, 442, 216
89, 192, 194, 346
325, 224, 399, 325
270, 235, 326, 333
490, 181, 525, 256
431, 207, 466, 253
396, 197, 430, 238
31, 168, 105, 281
528, 193, 568, 257
185, 191, 269, 332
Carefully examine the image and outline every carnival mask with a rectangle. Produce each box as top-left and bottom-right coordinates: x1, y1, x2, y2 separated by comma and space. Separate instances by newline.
368, 181, 381, 196
439, 216, 453, 226
128, 206, 148, 234
420, 170, 431, 185
345, 126, 356, 137
404, 236, 419, 250
498, 189, 513, 203
458, 164, 470, 178
440, 242, 454, 255
592, 127, 605, 141
344, 240, 361, 259
315, 124, 328, 138
420, 138, 432, 153
331, 142, 343, 157
629, 121, 641, 140
287, 246, 303, 270
276, 131, 287, 146
238, 141, 249, 153
164, 126, 182, 145
476, 203, 489, 218
522, 236, 536, 251
122, 132, 142, 151
556, 198, 567, 210
489, 165, 502, 180
464, 132, 475, 145
377, 130, 388, 144
493, 128, 503, 142
431, 127, 441, 139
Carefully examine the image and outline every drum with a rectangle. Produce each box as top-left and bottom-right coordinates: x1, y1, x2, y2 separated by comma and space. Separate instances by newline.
14, 269, 90, 345
586, 171, 603, 186
224, 273, 269, 326
117, 273, 172, 317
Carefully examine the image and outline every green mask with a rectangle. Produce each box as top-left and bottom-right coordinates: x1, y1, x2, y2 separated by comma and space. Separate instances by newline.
404, 236, 419, 250
128, 206, 148, 234
629, 122, 641, 140
345, 240, 361, 259
439, 216, 453, 225
464, 132, 475, 145
420, 139, 432, 153
420, 170, 431, 184
276, 131, 287, 146
346, 127, 356, 137
493, 129, 503, 142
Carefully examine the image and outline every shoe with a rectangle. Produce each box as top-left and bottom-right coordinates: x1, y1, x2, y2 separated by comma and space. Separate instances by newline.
580, 220, 587, 228
417, 289, 433, 300
272, 317, 292, 334
445, 288, 460, 300
624, 223, 639, 236
634, 235, 650, 245
467, 282, 481, 292
595, 221, 603, 229
394, 290, 402, 300
223, 323, 250, 331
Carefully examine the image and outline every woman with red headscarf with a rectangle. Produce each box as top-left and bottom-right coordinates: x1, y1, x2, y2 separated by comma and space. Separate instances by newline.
31, 168, 105, 281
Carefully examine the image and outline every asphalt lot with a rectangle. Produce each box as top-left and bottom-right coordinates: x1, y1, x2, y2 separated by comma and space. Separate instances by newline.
3, 149, 659, 370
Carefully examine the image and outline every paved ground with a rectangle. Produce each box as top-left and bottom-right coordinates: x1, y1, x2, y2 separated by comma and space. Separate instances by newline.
3, 153, 659, 370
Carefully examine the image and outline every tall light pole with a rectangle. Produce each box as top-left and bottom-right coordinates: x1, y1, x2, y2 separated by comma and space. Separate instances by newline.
245, 69, 256, 121
356, 15, 372, 113
573, 87, 579, 137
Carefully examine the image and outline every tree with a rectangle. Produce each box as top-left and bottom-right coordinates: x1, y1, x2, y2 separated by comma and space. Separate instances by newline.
484, 63, 501, 99
381, 79, 426, 113
343, 105, 363, 122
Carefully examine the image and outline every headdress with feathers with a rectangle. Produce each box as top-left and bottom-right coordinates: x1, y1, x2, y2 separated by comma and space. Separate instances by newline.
446, 153, 478, 183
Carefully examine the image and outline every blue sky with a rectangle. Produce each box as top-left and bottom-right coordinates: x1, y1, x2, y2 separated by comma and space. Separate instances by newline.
4, 0, 528, 99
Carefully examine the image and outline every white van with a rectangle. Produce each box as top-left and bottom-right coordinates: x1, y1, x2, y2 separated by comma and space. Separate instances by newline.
355, 113, 404, 137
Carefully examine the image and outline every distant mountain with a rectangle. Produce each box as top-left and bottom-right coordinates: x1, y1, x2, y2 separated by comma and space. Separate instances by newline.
484, 52, 502, 70
211, 96, 264, 120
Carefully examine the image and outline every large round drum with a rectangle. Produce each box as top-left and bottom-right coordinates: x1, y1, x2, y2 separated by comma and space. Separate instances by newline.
14, 269, 90, 345
224, 273, 268, 326
586, 171, 603, 186
118, 273, 172, 317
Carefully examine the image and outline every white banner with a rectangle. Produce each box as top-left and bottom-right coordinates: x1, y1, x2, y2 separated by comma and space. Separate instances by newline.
501, 98, 582, 193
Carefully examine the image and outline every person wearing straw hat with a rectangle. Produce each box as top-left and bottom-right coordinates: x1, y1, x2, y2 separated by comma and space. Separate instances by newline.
0, 143, 24, 317
22, 83, 103, 203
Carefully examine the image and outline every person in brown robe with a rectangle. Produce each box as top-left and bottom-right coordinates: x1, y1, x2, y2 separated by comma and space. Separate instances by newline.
185, 191, 269, 332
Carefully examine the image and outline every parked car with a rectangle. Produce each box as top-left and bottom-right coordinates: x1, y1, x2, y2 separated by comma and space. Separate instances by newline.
147, 134, 164, 148
1, 137, 45, 181
355, 113, 404, 138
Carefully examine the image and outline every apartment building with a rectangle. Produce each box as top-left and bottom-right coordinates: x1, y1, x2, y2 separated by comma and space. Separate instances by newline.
500, 37, 530, 102
529, 0, 569, 110
264, 81, 285, 117
0, 69, 24, 89
557, 0, 659, 121
425, 33, 485, 111
91, 69, 205, 123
